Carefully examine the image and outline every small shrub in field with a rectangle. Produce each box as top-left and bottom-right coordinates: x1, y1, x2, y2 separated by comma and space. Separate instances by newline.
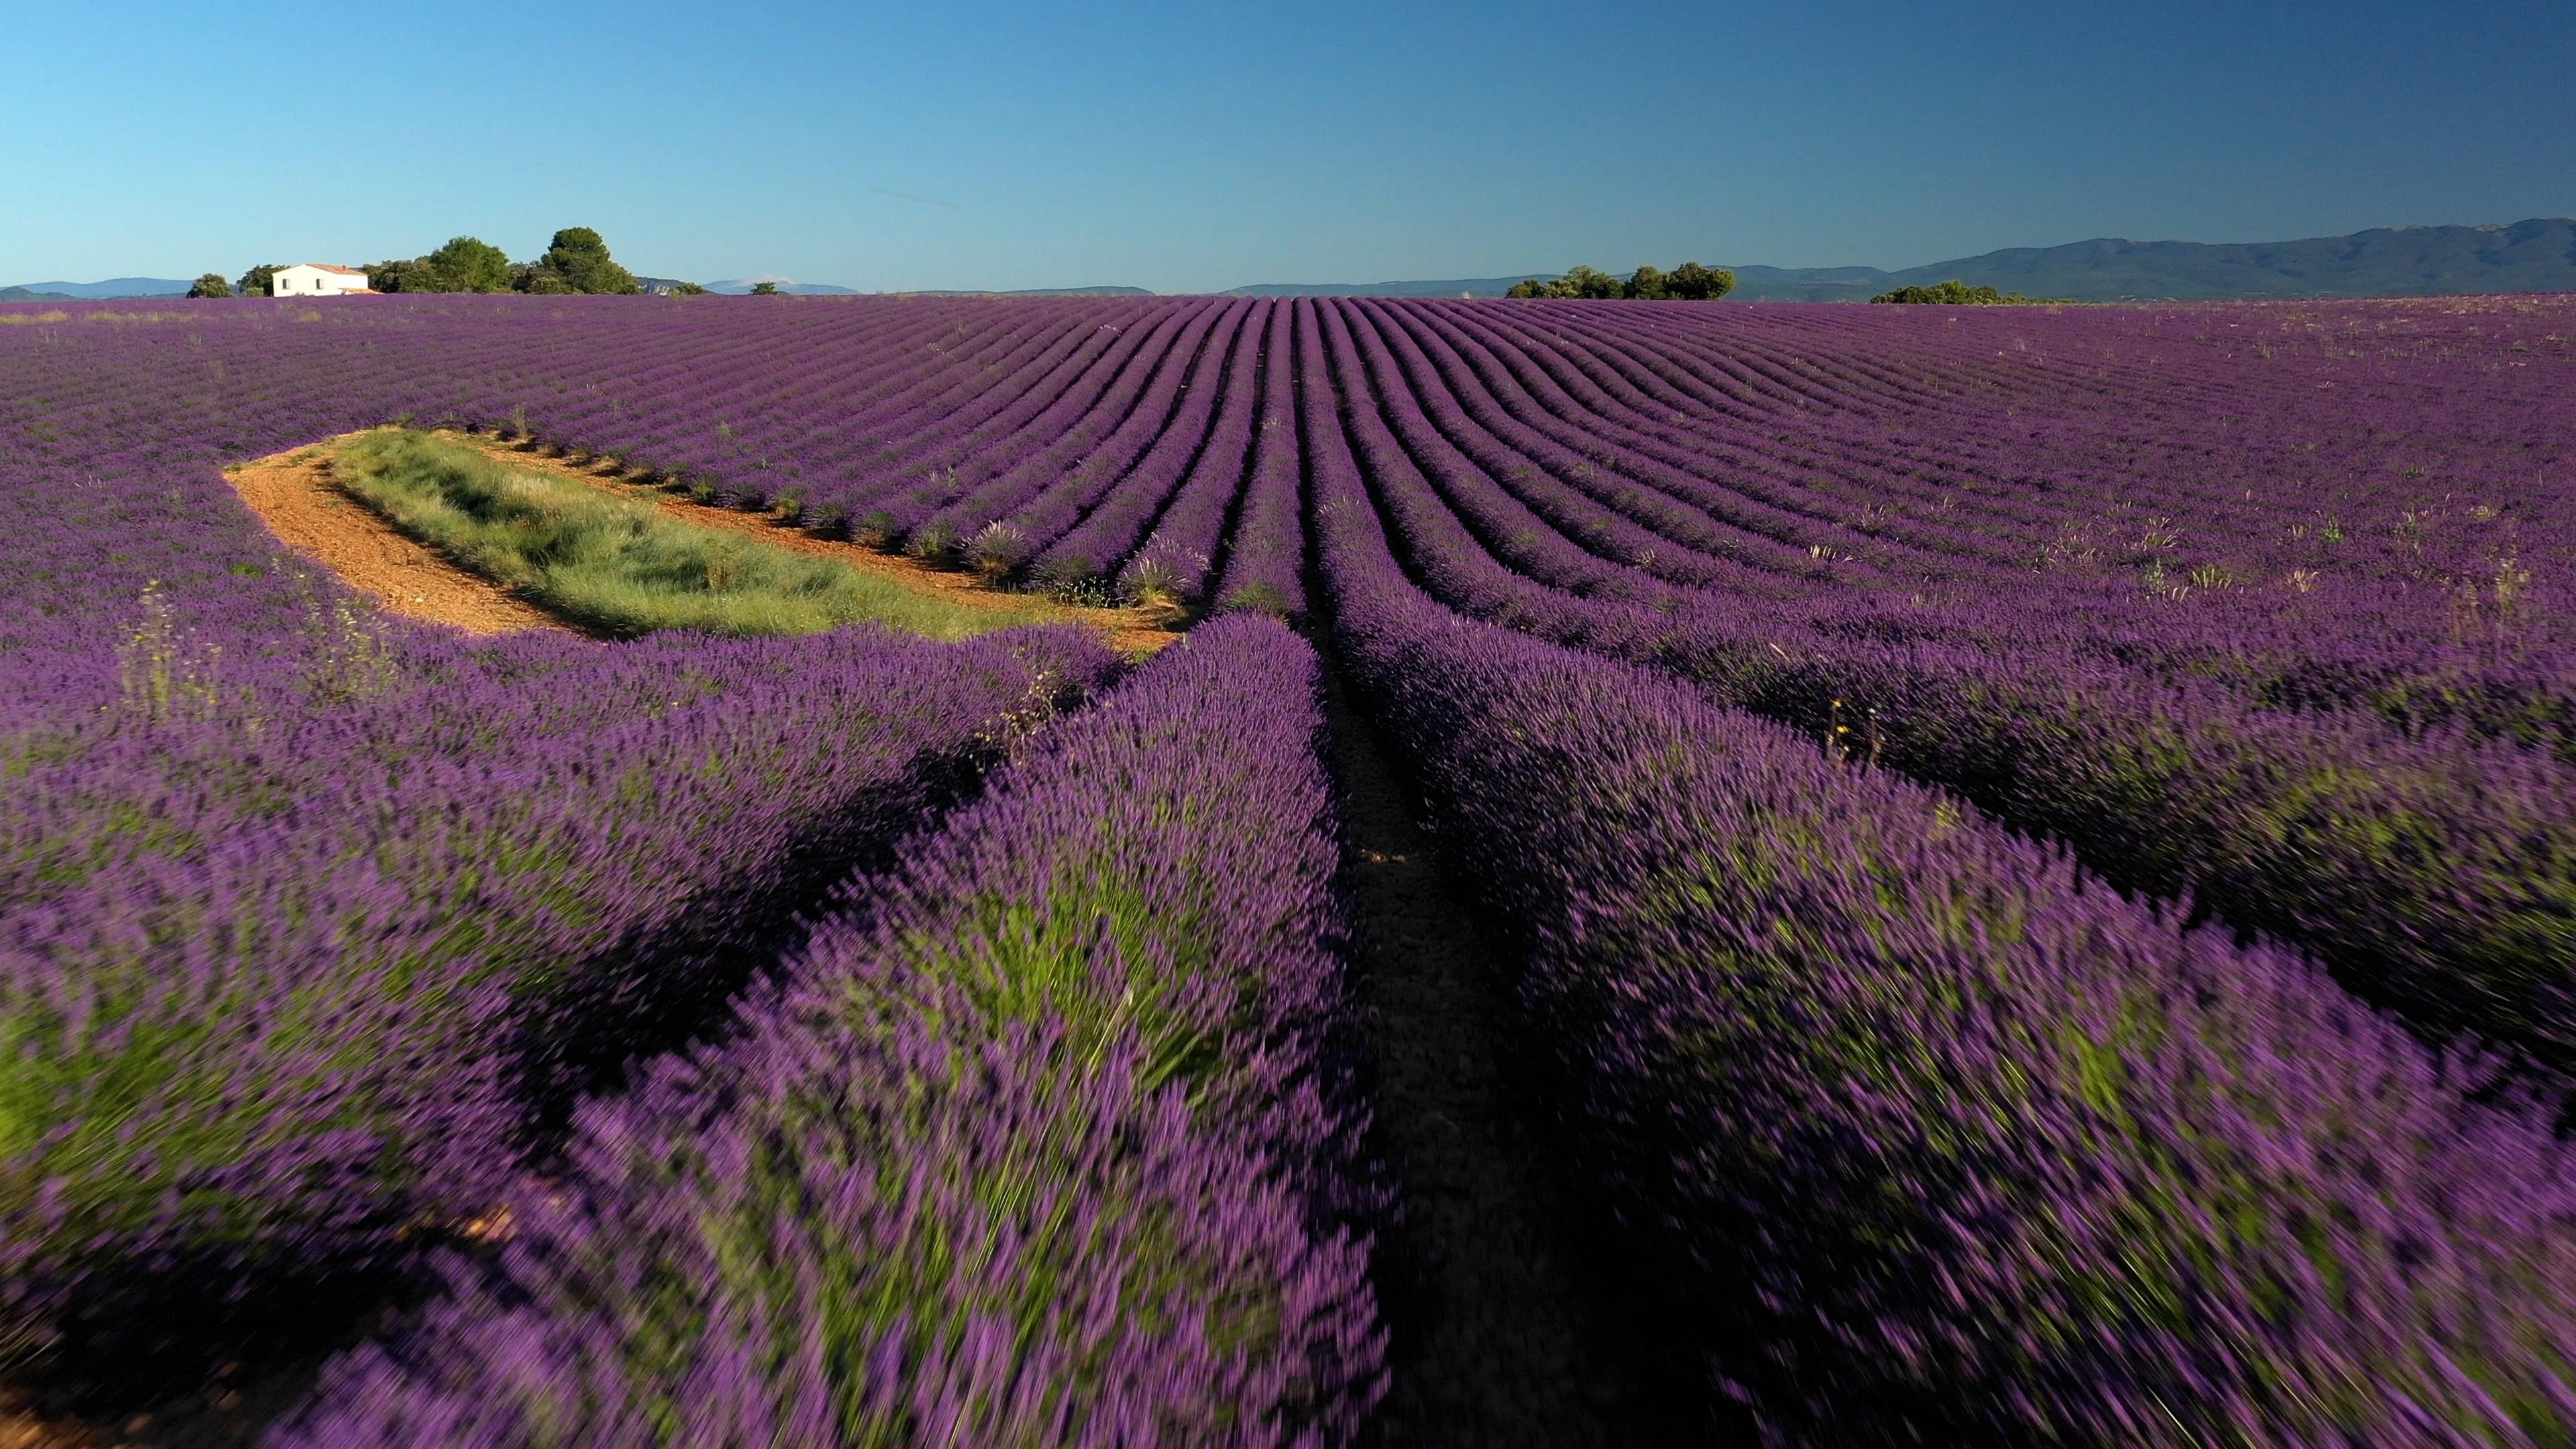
1122, 549, 1191, 608
906, 521, 961, 563
852, 508, 897, 546
965, 521, 1032, 580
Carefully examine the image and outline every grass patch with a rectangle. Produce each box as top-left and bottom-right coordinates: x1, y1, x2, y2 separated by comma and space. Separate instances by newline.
331, 429, 1059, 640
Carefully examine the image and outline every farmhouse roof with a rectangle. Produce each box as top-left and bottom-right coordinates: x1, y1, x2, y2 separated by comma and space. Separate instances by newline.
301, 263, 368, 276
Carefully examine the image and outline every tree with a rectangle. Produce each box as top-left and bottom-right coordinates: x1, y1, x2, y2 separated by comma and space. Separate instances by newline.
1874, 280, 1996, 304
1509, 262, 1731, 301
1869, 279, 2061, 305
1506, 266, 1620, 299
524, 227, 641, 295
749, 281, 782, 297
513, 264, 579, 295
364, 238, 511, 294
1664, 261, 1735, 301
422, 235, 514, 292
365, 258, 427, 292
186, 273, 232, 299
669, 281, 710, 296
1561, 264, 1624, 299
236, 264, 279, 297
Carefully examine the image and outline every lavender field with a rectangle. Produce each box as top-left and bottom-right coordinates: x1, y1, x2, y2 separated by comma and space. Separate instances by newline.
5, 290, 2576, 1446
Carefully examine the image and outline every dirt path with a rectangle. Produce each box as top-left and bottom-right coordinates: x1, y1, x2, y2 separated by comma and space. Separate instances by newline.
223, 444, 565, 635
431, 432, 1183, 655
1320, 658, 1707, 1448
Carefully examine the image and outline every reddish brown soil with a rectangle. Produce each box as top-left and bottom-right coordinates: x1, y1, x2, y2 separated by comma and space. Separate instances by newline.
0, 1359, 319, 1449
430, 431, 1185, 656
222, 444, 565, 636
224, 430, 1188, 656
0, 1402, 91, 1449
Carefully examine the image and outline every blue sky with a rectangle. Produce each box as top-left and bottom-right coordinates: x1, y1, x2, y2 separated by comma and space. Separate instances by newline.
7, 0, 2571, 292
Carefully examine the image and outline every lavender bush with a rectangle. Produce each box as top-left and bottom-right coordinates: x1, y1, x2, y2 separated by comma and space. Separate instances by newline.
1311, 386, 2576, 1444
5, 286, 2573, 1436
1299, 295, 2576, 1076
273, 617, 1383, 1447
1, 619, 1111, 1371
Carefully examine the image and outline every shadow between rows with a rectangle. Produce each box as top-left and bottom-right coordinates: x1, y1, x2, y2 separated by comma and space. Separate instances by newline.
1317, 649, 1725, 1448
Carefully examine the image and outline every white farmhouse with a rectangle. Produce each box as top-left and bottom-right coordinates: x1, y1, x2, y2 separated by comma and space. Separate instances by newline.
270, 264, 374, 297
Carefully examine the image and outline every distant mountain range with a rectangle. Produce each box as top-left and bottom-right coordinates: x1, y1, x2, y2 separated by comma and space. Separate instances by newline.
705, 279, 861, 296
1, 277, 193, 302
1227, 219, 2576, 301
11, 219, 2573, 305
1717, 217, 2576, 301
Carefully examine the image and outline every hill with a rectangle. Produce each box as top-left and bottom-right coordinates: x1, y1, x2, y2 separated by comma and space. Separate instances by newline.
707, 279, 861, 296
2, 277, 192, 300
16, 217, 2566, 309
1725, 219, 2576, 301
1221, 219, 2576, 303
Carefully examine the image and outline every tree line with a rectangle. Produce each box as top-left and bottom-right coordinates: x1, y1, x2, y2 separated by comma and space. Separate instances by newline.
1868, 280, 2066, 305
1506, 262, 1735, 300
186, 229, 678, 298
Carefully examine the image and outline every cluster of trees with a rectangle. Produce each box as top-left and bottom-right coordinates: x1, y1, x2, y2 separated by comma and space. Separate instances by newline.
213, 229, 649, 298
1507, 262, 1735, 301
1869, 280, 2066, 305
367, 229, 642, 294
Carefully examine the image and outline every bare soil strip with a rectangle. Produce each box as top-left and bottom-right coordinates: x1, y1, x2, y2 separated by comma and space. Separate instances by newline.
0, 1401, 89, 1449
223, 444, 566, 636
225, 429, 1186, 654
0, 1341, 334, 1449
429, 431, 1185, 655
1320, 658, 1703, 1448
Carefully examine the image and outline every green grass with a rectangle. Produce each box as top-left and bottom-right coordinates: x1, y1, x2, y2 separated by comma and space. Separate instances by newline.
331, 429, 1062, 640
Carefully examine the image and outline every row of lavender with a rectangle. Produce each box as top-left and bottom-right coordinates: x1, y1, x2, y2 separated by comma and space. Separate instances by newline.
3, 608, 1114, 1369
1307, 329, 2576, 1442
0, 305, 1147, 1395
0, 296, 1309, 616
13, 293, 2563, 701
1301, 295, 2576, 1081
3, 299, 1402, 1440
8, 290, 2575, 1438
1325, 293, 2576, 747
1444, 292, 2575, 618
271, 618, 1383, 1447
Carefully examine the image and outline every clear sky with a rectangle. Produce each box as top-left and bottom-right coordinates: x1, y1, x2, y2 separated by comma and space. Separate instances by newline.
7, 0, 2571, 292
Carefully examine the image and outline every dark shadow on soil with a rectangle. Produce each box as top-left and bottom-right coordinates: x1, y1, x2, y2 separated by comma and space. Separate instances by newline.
1, 1268, 413, 1448
1319, 654, 1723, 1448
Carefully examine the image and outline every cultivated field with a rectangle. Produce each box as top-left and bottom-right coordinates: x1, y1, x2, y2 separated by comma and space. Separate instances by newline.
4, 292, 2575, 1446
